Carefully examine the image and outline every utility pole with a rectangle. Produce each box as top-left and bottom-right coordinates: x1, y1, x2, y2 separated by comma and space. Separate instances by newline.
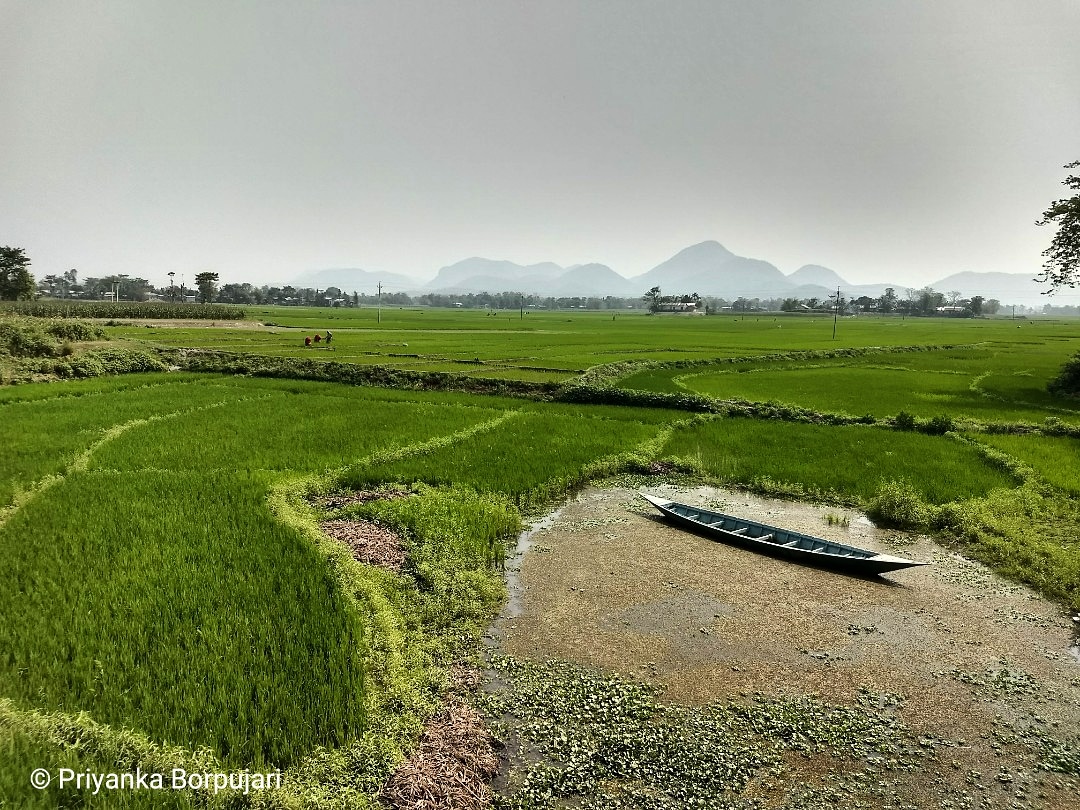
832, 286, 840, 339
377, 282, 382, 324
520, 294, 524, 320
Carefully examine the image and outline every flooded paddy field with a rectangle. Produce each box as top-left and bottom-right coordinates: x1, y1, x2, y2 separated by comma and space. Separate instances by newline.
484, 486, 1080, 809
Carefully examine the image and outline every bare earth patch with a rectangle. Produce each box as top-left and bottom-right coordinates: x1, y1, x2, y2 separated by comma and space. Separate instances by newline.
320, 519, 406, 571
490, 485, 1080, 808
382, 698, 500, 810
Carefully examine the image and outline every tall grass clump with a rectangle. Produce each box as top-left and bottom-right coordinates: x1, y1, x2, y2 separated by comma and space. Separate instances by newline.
1047, 351, 1080, 397
0, 316, 169, 383
866, 481, 934, 527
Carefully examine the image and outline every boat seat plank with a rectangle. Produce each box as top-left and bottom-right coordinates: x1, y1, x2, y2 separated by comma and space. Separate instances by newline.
729, 527, 748, 535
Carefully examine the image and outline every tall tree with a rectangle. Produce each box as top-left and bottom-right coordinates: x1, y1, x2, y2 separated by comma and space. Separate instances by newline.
194, 271, 219, 304
1037, 161, 1080, 290
0, 246, 35, 300
643, 285, 662, 313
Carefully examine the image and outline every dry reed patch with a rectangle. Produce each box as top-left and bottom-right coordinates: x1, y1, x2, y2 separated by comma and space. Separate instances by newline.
320, 519, 406, 571
381, 699, 499, 810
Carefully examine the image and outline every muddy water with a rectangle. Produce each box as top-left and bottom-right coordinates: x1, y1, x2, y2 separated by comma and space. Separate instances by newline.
488, 484, 1080, 808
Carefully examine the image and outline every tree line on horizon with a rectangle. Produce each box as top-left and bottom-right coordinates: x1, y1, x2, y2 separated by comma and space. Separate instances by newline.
8, 270, 1080, 317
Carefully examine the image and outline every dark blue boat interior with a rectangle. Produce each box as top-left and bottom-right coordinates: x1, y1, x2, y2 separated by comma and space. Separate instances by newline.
667, 503, 876, 560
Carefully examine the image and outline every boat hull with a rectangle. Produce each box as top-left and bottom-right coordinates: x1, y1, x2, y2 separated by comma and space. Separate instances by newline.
640, 493, 928, 576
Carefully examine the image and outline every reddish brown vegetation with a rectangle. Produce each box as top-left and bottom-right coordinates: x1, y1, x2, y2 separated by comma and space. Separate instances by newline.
320, 519, 407, 571
381, 698, 499, 810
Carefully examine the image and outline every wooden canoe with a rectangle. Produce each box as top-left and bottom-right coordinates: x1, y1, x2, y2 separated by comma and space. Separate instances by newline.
640, 493, 928, 576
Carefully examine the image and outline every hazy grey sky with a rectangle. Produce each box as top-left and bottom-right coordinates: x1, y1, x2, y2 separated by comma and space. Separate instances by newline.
2, 0, 1078, 292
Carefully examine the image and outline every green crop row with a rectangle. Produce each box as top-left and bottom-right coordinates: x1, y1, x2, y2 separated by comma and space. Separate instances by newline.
0, 469, 367, 768
660, 416, 1019, 505
345, 409, 679, 510
1, 301, 246, 320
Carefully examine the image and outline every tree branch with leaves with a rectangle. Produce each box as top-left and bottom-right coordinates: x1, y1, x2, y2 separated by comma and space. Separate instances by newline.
1037, 161, 1080, 291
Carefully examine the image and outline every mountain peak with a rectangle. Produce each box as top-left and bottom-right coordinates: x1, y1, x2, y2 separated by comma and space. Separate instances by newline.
670, 240, 735, 263
788, 264, 848, 288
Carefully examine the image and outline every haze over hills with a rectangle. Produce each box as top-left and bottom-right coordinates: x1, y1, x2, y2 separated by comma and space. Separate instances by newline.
293, 240, 1066, 306
633, 241, 793, 298
290, 267, 416, 294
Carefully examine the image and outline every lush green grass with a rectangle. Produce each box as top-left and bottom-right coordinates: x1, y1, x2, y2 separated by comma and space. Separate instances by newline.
0, 469, 365, 768
662, 417, 1018, 503
676, 360, 1080, 424
346, 407, 678, 506
109, 307, 1080, 383
89, 390, 502, 473
0, 372, 685, 805
619, 338, 1080, 426
0, 378, 253, 507
0, 724, 195, 809
972, 433, 1080, 495
3, 314, 1080, 806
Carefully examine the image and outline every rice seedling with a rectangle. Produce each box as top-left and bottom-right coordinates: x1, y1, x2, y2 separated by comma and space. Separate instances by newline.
970, 433, 1080, 495
88, 390, 504, 473
663, 417, 1017, 504
345, 409, 676, 508
0, 469, 367, 768
0, 378, 254, 508
680, 364, 1080, 424
2, 311, 1079, 806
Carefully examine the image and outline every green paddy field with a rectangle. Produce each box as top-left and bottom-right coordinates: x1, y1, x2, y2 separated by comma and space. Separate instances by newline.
1, 307, 1078, 808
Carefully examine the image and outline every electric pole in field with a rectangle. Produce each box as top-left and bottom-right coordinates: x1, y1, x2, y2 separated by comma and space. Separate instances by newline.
520, 294, 524, 320
377, 281, 382, 324
832, 286, 840, 339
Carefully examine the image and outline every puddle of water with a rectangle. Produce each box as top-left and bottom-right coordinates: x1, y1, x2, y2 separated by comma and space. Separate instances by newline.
502, 505, 567, 619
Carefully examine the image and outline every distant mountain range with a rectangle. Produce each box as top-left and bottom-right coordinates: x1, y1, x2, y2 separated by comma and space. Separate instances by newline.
290, 267, 416, 295
293, 241, 1064, 306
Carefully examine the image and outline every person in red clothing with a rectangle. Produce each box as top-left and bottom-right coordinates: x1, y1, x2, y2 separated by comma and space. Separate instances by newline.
304, 336, 312, 347
313, 333, 322, 344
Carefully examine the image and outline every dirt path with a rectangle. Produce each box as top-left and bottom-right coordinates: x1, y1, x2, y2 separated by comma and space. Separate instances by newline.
487, 484, 1080, 808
